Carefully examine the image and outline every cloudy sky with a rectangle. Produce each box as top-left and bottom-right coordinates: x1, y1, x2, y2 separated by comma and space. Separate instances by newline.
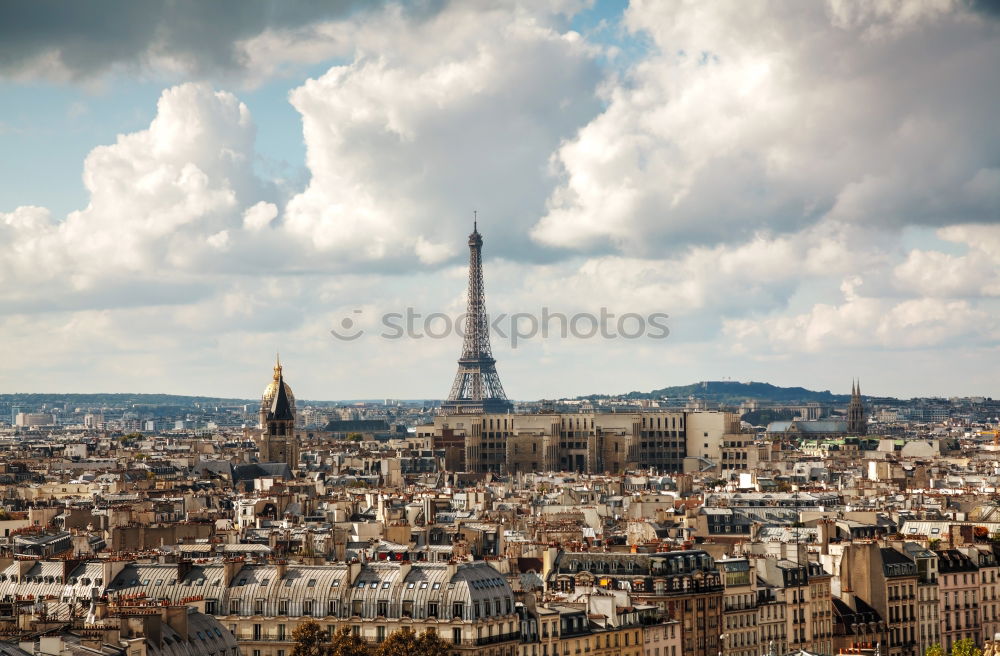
1, 0, 998, 401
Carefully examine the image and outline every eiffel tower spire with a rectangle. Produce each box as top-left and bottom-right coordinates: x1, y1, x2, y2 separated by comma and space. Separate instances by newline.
441, 220, 513, 414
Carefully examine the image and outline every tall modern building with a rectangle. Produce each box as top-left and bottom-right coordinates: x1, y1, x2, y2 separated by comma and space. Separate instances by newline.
848, 379, 867, 435
441, 223, 513, 414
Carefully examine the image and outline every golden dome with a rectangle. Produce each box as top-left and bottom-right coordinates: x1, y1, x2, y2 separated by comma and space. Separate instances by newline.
260, 355, 296, 417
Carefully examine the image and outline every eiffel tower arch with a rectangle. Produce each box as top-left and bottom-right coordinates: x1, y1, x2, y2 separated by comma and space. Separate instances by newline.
441, 222, 513, 414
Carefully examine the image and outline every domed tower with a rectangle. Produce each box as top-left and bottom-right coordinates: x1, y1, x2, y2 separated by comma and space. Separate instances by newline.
259, 356, 296, 429
257, 355, 299, 468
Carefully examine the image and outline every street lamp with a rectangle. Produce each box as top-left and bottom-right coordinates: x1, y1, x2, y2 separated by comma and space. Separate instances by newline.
719, 633, 729, 656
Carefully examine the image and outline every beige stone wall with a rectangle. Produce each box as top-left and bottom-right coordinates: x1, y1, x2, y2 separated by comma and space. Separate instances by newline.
431, 410, 739, 474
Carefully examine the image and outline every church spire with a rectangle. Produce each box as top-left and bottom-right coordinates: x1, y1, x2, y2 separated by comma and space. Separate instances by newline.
848, 377, 867, 436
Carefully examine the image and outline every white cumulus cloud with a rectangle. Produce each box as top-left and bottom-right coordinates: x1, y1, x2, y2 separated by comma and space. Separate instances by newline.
532, 0, 1000, 254
282, 2, 603, 265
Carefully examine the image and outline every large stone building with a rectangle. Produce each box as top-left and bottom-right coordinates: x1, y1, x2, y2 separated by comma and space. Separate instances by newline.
418, 411, 741, 474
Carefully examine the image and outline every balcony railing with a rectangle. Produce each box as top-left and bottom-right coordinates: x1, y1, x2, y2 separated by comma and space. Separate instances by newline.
476, 632, 521, 646
236, 633, 515, 648
238, 636, 293, 643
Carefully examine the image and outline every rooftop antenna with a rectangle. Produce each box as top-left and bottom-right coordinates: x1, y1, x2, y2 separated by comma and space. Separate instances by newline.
473, 209, 478, 232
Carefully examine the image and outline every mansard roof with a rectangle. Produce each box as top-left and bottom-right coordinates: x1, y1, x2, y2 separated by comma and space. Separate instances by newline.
0, 560, 513, 623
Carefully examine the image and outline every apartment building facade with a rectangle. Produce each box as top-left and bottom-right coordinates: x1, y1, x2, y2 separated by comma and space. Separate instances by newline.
937, 549, 981, 652
718, 558, 759, 656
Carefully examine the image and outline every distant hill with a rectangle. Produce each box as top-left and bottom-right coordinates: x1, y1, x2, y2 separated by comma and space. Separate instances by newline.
580, 381, 858, 404
0, 393, 255, 408
2, 382, 873, 408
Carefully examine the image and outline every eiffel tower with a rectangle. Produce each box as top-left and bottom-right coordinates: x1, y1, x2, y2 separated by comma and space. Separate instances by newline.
441, 221, 513, 414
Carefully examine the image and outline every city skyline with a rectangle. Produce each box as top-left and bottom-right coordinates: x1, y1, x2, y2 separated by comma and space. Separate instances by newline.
2, 1, 999, 400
